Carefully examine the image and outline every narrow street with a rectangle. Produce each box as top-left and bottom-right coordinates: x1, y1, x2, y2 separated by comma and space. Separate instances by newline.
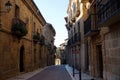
27, 65, 73, 80
0, 0, 120, 80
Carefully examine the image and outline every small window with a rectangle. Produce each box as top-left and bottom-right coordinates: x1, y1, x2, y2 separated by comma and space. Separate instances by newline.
15, 5, 20, 18
33, 22, 36, 33
78, 22, 80, 32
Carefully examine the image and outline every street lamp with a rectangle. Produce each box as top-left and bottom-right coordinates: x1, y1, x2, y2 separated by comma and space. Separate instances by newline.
0, 1, 12, 13
5, 1, 12, 12
0, 1, 12, 25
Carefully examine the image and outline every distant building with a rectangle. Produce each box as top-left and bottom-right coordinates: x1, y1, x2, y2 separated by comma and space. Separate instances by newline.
59, 39, 68, 64
65, 0, 82, 70
43, 23, 56, 66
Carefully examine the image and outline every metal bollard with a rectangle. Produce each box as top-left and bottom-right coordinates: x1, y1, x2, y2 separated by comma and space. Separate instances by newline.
73, 66, 75, 77
79, 69, 81, 80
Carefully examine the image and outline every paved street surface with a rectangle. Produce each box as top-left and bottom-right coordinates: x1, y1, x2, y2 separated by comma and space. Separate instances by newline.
65, 65, 94, 80
27, 65, 73, 80
7, 65, 95, 80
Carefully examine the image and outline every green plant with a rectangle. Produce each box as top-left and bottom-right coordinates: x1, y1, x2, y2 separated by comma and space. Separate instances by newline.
11, 22, 28, 37
39, 35, 45, 45
33, 33, 40, 43
33, 34, 40, 40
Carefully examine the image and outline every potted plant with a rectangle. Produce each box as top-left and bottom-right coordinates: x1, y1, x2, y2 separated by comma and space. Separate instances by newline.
11, 22, 28, 38
33, 33, 40, 43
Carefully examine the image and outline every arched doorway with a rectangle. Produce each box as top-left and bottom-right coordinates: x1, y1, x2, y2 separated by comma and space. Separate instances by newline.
20, 45, 25, 72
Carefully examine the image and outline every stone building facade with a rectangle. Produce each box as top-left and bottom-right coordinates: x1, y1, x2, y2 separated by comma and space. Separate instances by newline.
84, 0, 120, 79
59, 39, 68, 64
64, 0, 83, 71
65, 0, 120, 80
0, 0, 55, 79
42, 23, 56, 66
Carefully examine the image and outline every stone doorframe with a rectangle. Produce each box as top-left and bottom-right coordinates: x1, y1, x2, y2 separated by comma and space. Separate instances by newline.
96, 44, 103, 78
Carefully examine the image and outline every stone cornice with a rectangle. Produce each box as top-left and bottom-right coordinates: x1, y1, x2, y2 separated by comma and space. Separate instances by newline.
21, 0, 46, 26
45, 23, 56, 36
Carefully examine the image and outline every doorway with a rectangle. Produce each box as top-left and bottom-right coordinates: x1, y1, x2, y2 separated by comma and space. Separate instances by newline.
96, 45, 103, 78
20, 45, 25, 72
85, 42, 89, 72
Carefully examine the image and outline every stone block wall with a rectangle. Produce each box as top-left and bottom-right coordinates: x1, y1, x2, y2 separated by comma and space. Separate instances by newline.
104, 23, 120, 80
0, 0, 46, 79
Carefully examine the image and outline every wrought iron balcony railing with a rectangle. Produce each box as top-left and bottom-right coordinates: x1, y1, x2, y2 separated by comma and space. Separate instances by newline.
73, 33, 81, 43
11, 18, 28, 38
73, 33, 77, 43
84, 14, 99, 36
67, 33, 81, 47
67, 38, 72, 46
98, 0, 120, 26
77, 32, 81, 42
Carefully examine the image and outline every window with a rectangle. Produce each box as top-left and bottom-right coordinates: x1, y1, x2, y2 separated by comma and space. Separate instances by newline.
34, 48, 36, 63
33, 22, 36, 33
78, 22, 80, 32
15, 5, 20, 18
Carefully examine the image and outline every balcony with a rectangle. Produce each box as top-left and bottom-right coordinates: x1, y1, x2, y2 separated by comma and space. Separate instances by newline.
39, 35, 45, 46
77, 33, 81, 42
73, 33, 77, 43
69, 33, 81, 46
84, 14, 99, 36
67, 39, 71, 46
33, 32, 40, 43
69, 22, 73, 27
67, 33, 81, 47
11, 18, 28, 38
98, 0, 120, 26
73, 33, 81, 43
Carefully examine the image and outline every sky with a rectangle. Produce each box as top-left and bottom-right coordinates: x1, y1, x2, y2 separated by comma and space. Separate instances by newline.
33, 0, 69, 47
